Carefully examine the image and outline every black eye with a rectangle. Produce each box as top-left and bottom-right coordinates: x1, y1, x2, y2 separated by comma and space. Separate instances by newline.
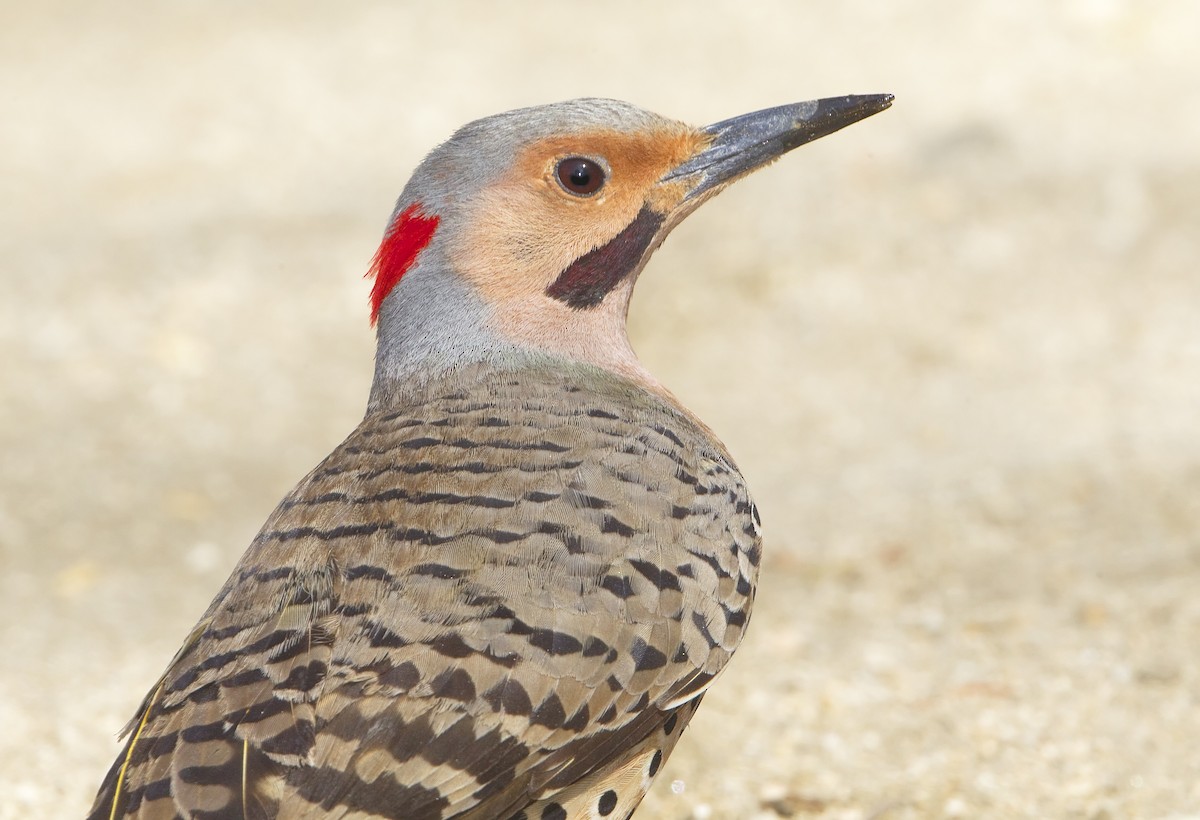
556, 157, 606, 196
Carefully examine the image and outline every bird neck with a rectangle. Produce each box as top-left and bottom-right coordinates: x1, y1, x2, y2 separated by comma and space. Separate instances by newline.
367, 258, 672, 413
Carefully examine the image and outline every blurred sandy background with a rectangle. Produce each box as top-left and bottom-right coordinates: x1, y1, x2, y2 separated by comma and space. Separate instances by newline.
3, 2, 1199, 817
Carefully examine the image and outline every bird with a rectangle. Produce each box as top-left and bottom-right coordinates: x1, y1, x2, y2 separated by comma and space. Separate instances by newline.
88, 93, 891, 820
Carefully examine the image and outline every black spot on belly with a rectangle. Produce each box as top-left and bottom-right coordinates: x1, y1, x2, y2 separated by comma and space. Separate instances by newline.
648, 749, 663, 777
598, 788, 619, 815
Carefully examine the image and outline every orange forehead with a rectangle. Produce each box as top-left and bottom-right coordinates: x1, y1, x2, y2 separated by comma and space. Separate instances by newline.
512, 125, 710, 208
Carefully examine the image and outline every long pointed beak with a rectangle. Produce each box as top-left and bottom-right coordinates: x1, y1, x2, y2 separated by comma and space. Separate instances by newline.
664, 94, 894, 200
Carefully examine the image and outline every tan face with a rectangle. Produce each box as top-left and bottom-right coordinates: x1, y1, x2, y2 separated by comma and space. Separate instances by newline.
449, 124, 710, 304
435, 123, 710, 391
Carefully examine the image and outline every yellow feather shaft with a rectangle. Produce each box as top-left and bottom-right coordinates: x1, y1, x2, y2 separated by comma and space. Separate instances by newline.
108, 681, 163, 820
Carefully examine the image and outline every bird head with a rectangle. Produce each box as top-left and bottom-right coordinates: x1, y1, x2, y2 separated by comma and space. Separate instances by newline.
367, 95, 891, 404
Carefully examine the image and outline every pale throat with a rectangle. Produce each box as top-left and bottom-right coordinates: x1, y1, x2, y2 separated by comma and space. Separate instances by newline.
487, 278, 670, 398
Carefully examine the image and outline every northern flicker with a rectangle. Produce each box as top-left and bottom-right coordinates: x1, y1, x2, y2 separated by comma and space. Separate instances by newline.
89, 94, 891, 820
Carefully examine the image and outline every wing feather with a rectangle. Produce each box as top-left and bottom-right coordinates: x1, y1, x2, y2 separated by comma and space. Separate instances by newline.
89, 366, 760, 819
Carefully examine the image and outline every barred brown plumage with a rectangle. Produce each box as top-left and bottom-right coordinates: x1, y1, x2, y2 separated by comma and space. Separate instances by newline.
88, 95, 890, 819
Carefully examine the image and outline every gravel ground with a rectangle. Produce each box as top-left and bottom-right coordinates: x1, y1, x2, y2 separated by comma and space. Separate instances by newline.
3, 2, 1199, 818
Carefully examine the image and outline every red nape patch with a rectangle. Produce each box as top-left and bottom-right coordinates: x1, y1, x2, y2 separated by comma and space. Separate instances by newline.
367, 203, 440, 325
